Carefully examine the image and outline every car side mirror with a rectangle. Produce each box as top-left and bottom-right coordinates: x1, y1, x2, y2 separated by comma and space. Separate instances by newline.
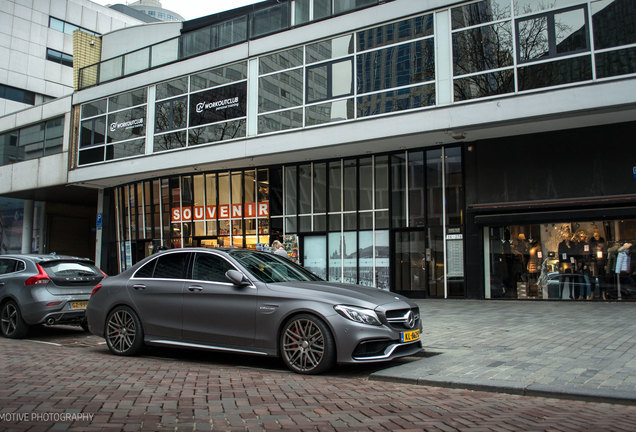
226, 269, 250, 287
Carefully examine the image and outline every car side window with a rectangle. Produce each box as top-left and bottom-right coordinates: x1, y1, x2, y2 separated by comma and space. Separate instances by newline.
135, 259, 157, 278
0, 259, 15, 275
15, 260, 25, 271
153, 253, 189, 279
192, 253, 235, 283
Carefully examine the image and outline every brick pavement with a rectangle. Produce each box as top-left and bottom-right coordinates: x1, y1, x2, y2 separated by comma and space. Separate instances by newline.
373, 299, 636, 403
2, 335, 636, 431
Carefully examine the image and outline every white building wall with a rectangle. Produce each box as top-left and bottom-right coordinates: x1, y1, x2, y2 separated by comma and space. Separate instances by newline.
0, 0, 144, 117
0, 96, 72, 195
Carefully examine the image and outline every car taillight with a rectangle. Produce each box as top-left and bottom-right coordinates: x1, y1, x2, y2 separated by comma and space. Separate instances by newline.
91, 284, 102, 297
25, 264, 51, 286
99, 269, 108, 278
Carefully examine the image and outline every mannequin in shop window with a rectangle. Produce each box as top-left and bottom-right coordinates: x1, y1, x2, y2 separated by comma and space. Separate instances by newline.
558, 227, 576, 299
513, 233, 530, 283
615, 242, 633, 298
590, 231, 608, 300
527, 240, 542, 297
574, 231, 592, 300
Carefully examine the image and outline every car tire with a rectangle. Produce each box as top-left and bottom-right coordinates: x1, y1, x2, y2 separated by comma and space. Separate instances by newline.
1, 300, 29, 339
280, 314, 335, 375
105, 306, 144, 356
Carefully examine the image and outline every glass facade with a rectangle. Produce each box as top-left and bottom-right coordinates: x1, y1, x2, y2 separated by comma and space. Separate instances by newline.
487, 220, 636, 300
112, 147, 464, 297
0, 117, 64, 166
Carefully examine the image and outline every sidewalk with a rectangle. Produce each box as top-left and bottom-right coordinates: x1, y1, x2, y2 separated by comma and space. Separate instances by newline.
371, 299, 636, 404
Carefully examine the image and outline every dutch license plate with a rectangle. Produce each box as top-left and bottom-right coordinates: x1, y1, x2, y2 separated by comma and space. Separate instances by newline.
69, 301, 88, 310
401, 329, 420, 343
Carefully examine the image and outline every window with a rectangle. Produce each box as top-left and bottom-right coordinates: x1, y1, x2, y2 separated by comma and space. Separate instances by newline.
155, 97, 187, 132
306, 58, 354, 103
153, 252, 189, 279
192, 253, 235, 282
0, 259, 17, 275
46, 48, 73, 67
49, 16, 99, 36
516, 5, 589, 64
251, 2, 290, 38
0, 84, 36, 105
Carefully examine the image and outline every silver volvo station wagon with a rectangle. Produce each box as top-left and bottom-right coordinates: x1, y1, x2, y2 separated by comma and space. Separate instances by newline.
86, 248, 422, 374
0, 254, 105, 338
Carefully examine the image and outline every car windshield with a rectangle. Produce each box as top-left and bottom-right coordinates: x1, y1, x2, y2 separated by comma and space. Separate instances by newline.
228, 250, 322, 283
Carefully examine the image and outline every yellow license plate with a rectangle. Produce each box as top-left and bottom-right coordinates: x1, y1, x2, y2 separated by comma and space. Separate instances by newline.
401, 329, 420, 343
69, 301, 88, 310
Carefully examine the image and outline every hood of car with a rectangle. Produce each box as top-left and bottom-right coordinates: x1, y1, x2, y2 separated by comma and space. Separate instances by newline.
265, 280, 415, 309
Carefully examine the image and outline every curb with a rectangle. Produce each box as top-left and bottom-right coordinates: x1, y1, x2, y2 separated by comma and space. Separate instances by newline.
369, 373, 636, 406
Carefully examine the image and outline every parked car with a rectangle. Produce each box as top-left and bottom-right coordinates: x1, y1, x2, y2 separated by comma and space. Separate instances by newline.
87, 248, 422, 374
0, 254, 106, 338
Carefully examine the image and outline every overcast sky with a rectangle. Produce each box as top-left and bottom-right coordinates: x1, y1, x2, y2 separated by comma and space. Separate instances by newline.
91, 0, 267, 21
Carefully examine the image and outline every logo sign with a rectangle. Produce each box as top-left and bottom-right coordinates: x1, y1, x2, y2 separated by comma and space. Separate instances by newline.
171, 202, 269, 223
633, 166, 636, 180
109, 118, 144, 132
195, 97, 240, 113
189, 82, 247, 127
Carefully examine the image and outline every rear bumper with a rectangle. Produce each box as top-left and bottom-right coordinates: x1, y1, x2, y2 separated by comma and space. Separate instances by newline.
21, 296, 90, 325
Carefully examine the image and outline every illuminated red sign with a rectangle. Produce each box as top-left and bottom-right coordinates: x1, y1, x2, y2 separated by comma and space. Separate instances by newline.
171, 202, 269, 223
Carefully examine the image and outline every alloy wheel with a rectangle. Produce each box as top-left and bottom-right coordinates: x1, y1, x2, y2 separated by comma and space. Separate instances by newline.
1, 303, 18, 336
106, 309, 138, 354
282, 317, 327, 373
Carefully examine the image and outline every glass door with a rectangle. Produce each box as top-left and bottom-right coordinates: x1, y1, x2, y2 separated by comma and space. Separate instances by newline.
393, 230, 427, 295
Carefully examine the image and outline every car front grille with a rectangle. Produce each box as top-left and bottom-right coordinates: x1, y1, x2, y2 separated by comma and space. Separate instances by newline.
384, 307, 420, 331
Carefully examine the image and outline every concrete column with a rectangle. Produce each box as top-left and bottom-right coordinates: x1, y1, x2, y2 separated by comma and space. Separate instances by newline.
21, 200, 34, 254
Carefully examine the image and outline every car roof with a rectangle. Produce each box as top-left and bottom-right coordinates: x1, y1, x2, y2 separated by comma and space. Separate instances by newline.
0, 254, 94, 263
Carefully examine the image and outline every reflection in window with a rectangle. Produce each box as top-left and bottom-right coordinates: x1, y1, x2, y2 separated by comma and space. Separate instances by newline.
357, 14, 434, 51
190, 62, 247, 91
155, 97, 186, 132
454, 70, 514, 101
595, 46, 636, 78
306, 59, 353, 103
258, 109, 303, 133
306, 99, 354, 126
453, 22, 514, 76
258, 69, 304, 113
109, 88, 147, 112
154, 131, 186, 152
357, 40, 435, 94
156, 77, 187, 100
518, 55, 592, 90
516, 6, 589, 63
188, 119, 246, 146
451, 0, 511, 30
260, 47, 303, 74
306, 34, 353, 64
592, 0, 636, 49
251, 2, 290, 38
334, 0, 376, 15
357, 84, 435, 118
180, 27, 211, 58
106, 139, 145, 161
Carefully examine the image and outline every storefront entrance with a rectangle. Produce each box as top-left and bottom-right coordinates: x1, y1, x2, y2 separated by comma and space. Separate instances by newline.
485, 219, 635, 300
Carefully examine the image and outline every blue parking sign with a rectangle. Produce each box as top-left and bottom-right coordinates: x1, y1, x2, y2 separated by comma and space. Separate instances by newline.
96, 213, 103, 228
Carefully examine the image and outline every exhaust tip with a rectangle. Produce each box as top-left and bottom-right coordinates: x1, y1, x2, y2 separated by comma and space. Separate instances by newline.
46, 317, 56, 325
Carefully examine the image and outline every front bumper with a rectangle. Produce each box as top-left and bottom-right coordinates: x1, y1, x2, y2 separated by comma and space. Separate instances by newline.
332, 314, 422, 364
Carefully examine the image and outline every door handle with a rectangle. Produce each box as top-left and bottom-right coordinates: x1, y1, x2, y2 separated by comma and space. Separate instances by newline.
188, 285, 203, 292
132, 284, 146, 290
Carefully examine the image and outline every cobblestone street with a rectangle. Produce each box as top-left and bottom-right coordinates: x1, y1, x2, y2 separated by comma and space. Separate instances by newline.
1, 328, 636, 431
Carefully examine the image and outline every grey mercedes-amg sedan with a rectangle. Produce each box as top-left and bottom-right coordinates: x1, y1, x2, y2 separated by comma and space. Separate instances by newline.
87, 248, 422, 374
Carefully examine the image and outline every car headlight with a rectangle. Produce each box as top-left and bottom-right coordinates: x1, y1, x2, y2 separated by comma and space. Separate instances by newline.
334, 305, 382, 326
